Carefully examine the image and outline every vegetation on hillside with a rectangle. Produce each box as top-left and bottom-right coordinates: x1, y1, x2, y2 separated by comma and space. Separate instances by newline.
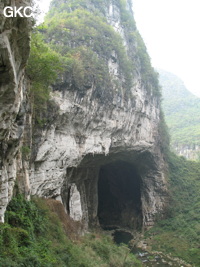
0, 195, 142, 267
6, 1, 200, 266
26, 30, 64, 126
159, 69, 200, 147
27, 0, 161, 120
145, 152, 200, 265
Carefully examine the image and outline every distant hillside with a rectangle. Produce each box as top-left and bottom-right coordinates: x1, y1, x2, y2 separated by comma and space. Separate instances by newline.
159, 69, 200, 160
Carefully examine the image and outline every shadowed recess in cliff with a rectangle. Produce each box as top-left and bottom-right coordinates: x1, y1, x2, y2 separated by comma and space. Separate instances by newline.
97, 161, 143, 230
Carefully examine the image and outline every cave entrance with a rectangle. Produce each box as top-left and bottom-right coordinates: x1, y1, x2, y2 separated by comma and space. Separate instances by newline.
97, 161, 142, 230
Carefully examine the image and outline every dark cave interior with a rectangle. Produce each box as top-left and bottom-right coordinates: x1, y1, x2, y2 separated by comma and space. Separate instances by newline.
97, 161, 143, 230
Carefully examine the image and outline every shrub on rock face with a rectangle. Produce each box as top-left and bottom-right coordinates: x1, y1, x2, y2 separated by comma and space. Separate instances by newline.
28, 0, 161, 115
42, 7, 134, 100
26, 31, 64, 117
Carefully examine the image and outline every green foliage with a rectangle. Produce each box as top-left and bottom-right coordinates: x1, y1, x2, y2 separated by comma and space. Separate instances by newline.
26, 0, 161, 130
26, 30, 64, 121
158, 110, 170, 156
27, 31, 63, 86
118, 0, 136, 28
0, 195, 50, 266
27, 0, 161, 125
0, 195, 142, 266
21, 145, 31, 159
55, 46, 114, 99
39, 0, 160, 100
145, 152, 200, 265
43, 7, 133, 97
49, 0, 135, 23
135, 32, 161, 96
159, 69, 200, 147
5, 195, 46, 236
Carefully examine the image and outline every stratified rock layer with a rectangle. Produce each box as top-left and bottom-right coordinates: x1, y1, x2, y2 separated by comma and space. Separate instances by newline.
0, 0, 168, 230
0, 0, 31, 222
29, 0, 168, 230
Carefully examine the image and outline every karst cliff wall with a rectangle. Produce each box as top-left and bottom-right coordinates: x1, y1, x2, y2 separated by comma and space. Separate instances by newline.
174, 144, 200, 161
0, 0, 32, 222
0, 0, 168, 230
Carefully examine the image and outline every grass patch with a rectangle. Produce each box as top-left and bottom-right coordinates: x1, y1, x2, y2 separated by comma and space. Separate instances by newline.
144, 152, 200, 265
0, 195, 142, 267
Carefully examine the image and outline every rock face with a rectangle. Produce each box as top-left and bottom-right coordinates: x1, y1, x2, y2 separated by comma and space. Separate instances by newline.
0, 0, 31, 222
174, 144, 200, 161
0, 0, 168, 230
29, 0, 168, 231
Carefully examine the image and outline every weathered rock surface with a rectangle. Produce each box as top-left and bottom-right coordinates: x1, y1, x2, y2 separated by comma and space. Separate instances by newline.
0, 0, 31, 222
0, 0, 168, 231
174, 144, 200, 161
29, 1, 168, 230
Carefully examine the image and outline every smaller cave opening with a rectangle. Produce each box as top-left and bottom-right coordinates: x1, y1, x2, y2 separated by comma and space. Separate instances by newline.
113, 230, 133, 245
97, 161, 142, 230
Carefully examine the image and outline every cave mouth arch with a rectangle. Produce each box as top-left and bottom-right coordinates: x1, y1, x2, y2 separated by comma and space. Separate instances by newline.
97, 161, 143, 230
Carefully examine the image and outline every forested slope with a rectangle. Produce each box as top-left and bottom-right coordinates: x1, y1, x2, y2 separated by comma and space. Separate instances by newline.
159, 69, 200, 160
145, 153, 200, 266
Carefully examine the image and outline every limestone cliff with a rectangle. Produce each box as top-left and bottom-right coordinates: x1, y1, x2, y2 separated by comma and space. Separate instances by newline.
0, 0, 31, 222
0, 0, 168, 231
29, 0, 168, 230
174, 144, 200, 160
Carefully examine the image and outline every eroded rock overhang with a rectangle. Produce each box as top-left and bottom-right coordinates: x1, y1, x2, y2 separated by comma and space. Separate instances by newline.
60, 148, 167, 230
0, 0, 169, 230
29, 78, 168, 231
27, 0, 168, 231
